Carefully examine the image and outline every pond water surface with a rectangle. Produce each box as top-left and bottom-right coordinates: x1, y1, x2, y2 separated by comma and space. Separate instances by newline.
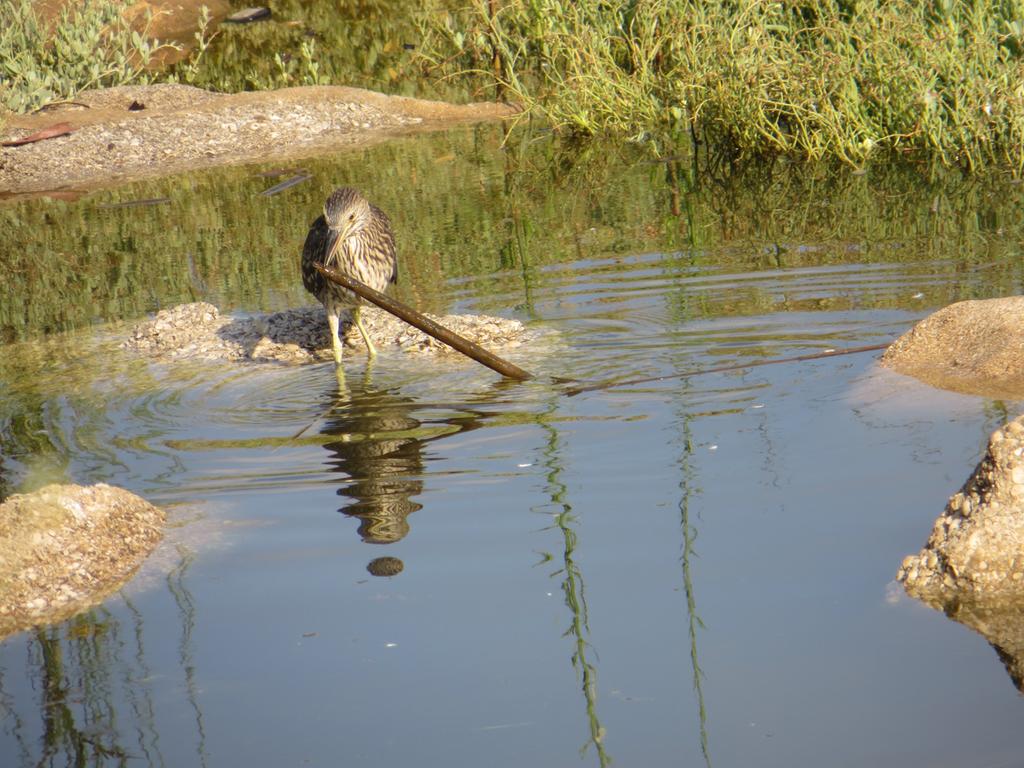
2, 126, 1024, 767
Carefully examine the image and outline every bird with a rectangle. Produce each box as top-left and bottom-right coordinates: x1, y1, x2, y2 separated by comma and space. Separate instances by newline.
300, 187, 397, 364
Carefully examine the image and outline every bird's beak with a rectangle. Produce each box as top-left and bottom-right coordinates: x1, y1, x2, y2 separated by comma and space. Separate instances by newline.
324, 227, 343, 267
324, 219, 356, 266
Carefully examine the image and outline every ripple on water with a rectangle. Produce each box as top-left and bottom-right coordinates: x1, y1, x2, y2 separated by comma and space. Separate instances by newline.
2, 253, 932, 511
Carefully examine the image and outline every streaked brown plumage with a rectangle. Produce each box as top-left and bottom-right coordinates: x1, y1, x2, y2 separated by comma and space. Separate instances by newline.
301, 187, 397, 363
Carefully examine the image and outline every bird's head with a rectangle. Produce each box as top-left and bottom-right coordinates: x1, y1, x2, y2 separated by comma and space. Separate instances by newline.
324, 187, 373, 242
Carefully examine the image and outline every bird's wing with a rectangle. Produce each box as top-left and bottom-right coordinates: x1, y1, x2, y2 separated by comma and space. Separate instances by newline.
370, 204, 399, 285
301, 214, 330, 295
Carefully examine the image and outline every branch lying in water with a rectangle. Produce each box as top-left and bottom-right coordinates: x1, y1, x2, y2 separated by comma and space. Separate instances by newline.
313, 263, 536, 381
561, 344, 891, 396
315, 263, 892, 393
315, 262, 890, 394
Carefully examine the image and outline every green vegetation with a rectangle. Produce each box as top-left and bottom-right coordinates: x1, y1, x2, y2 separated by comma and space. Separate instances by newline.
420, 0, 1024, 169
0, 0, 434, 113
5, 0, 1024, 168
0, 0, 169, 113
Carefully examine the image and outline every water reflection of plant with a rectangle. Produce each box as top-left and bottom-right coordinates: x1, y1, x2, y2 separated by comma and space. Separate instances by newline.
0, 335, 174, 494
534, 414, 611, 767
3, 127, 1024, 343
0, 549, 207, 767
676, 414, 712, 768
166, 548, 209, 766
1, 616, 148, 765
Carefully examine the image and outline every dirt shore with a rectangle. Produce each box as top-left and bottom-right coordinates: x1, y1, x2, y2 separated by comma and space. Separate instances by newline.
0, 83, 518, 198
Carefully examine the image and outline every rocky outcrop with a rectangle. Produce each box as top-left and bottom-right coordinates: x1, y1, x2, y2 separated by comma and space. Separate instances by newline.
881, 296, 1024, 399
0, 484, 164, 638
898, 415, 1024, 597
896, 413, 1024, 692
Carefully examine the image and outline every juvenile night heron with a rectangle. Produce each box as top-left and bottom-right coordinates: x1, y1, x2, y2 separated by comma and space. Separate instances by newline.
301, 187, 397, 364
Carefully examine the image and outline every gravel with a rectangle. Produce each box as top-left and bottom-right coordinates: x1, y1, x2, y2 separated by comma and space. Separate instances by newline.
122, 301, 541, 364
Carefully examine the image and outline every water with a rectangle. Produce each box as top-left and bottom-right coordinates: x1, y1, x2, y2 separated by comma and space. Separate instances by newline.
2, 126, 1024, 766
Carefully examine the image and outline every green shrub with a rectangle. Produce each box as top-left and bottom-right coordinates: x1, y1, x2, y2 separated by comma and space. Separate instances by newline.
420, 0, 1024, 169
0, 0, 169, 113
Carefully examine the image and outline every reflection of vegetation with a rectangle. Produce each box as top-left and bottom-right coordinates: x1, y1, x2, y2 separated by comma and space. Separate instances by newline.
166, 548, 208, 767
1, 615, 147, 765
0, 336, 162, 493
0, 548, 207, 768
535, 414, 611, 767
4, 126, 1024, 344
35, 620, 130, 764
676, 412, 712, 767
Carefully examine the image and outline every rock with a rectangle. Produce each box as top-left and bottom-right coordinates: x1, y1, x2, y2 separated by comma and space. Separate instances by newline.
881, 296, 1024, 399
122, 301, 543, 365
898, 412, 1024, 598
894, 412, 1024, 692
0, 484, 165, 638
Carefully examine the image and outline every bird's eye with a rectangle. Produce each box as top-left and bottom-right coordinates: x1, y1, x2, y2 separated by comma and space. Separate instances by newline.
348, 214, 355, 221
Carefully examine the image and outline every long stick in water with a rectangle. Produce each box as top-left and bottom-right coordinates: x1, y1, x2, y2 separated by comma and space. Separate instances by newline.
314, 262, 535, 381
562, 343, 891, 395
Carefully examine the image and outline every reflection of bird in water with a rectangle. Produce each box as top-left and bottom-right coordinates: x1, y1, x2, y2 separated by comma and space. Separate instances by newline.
321, 384, 424, 547
317, 376, 501, 575
300, 187, 397, 364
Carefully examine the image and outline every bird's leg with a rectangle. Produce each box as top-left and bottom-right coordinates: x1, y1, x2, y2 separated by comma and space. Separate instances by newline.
353, 305, 377, 358
327, 310, 344, 365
